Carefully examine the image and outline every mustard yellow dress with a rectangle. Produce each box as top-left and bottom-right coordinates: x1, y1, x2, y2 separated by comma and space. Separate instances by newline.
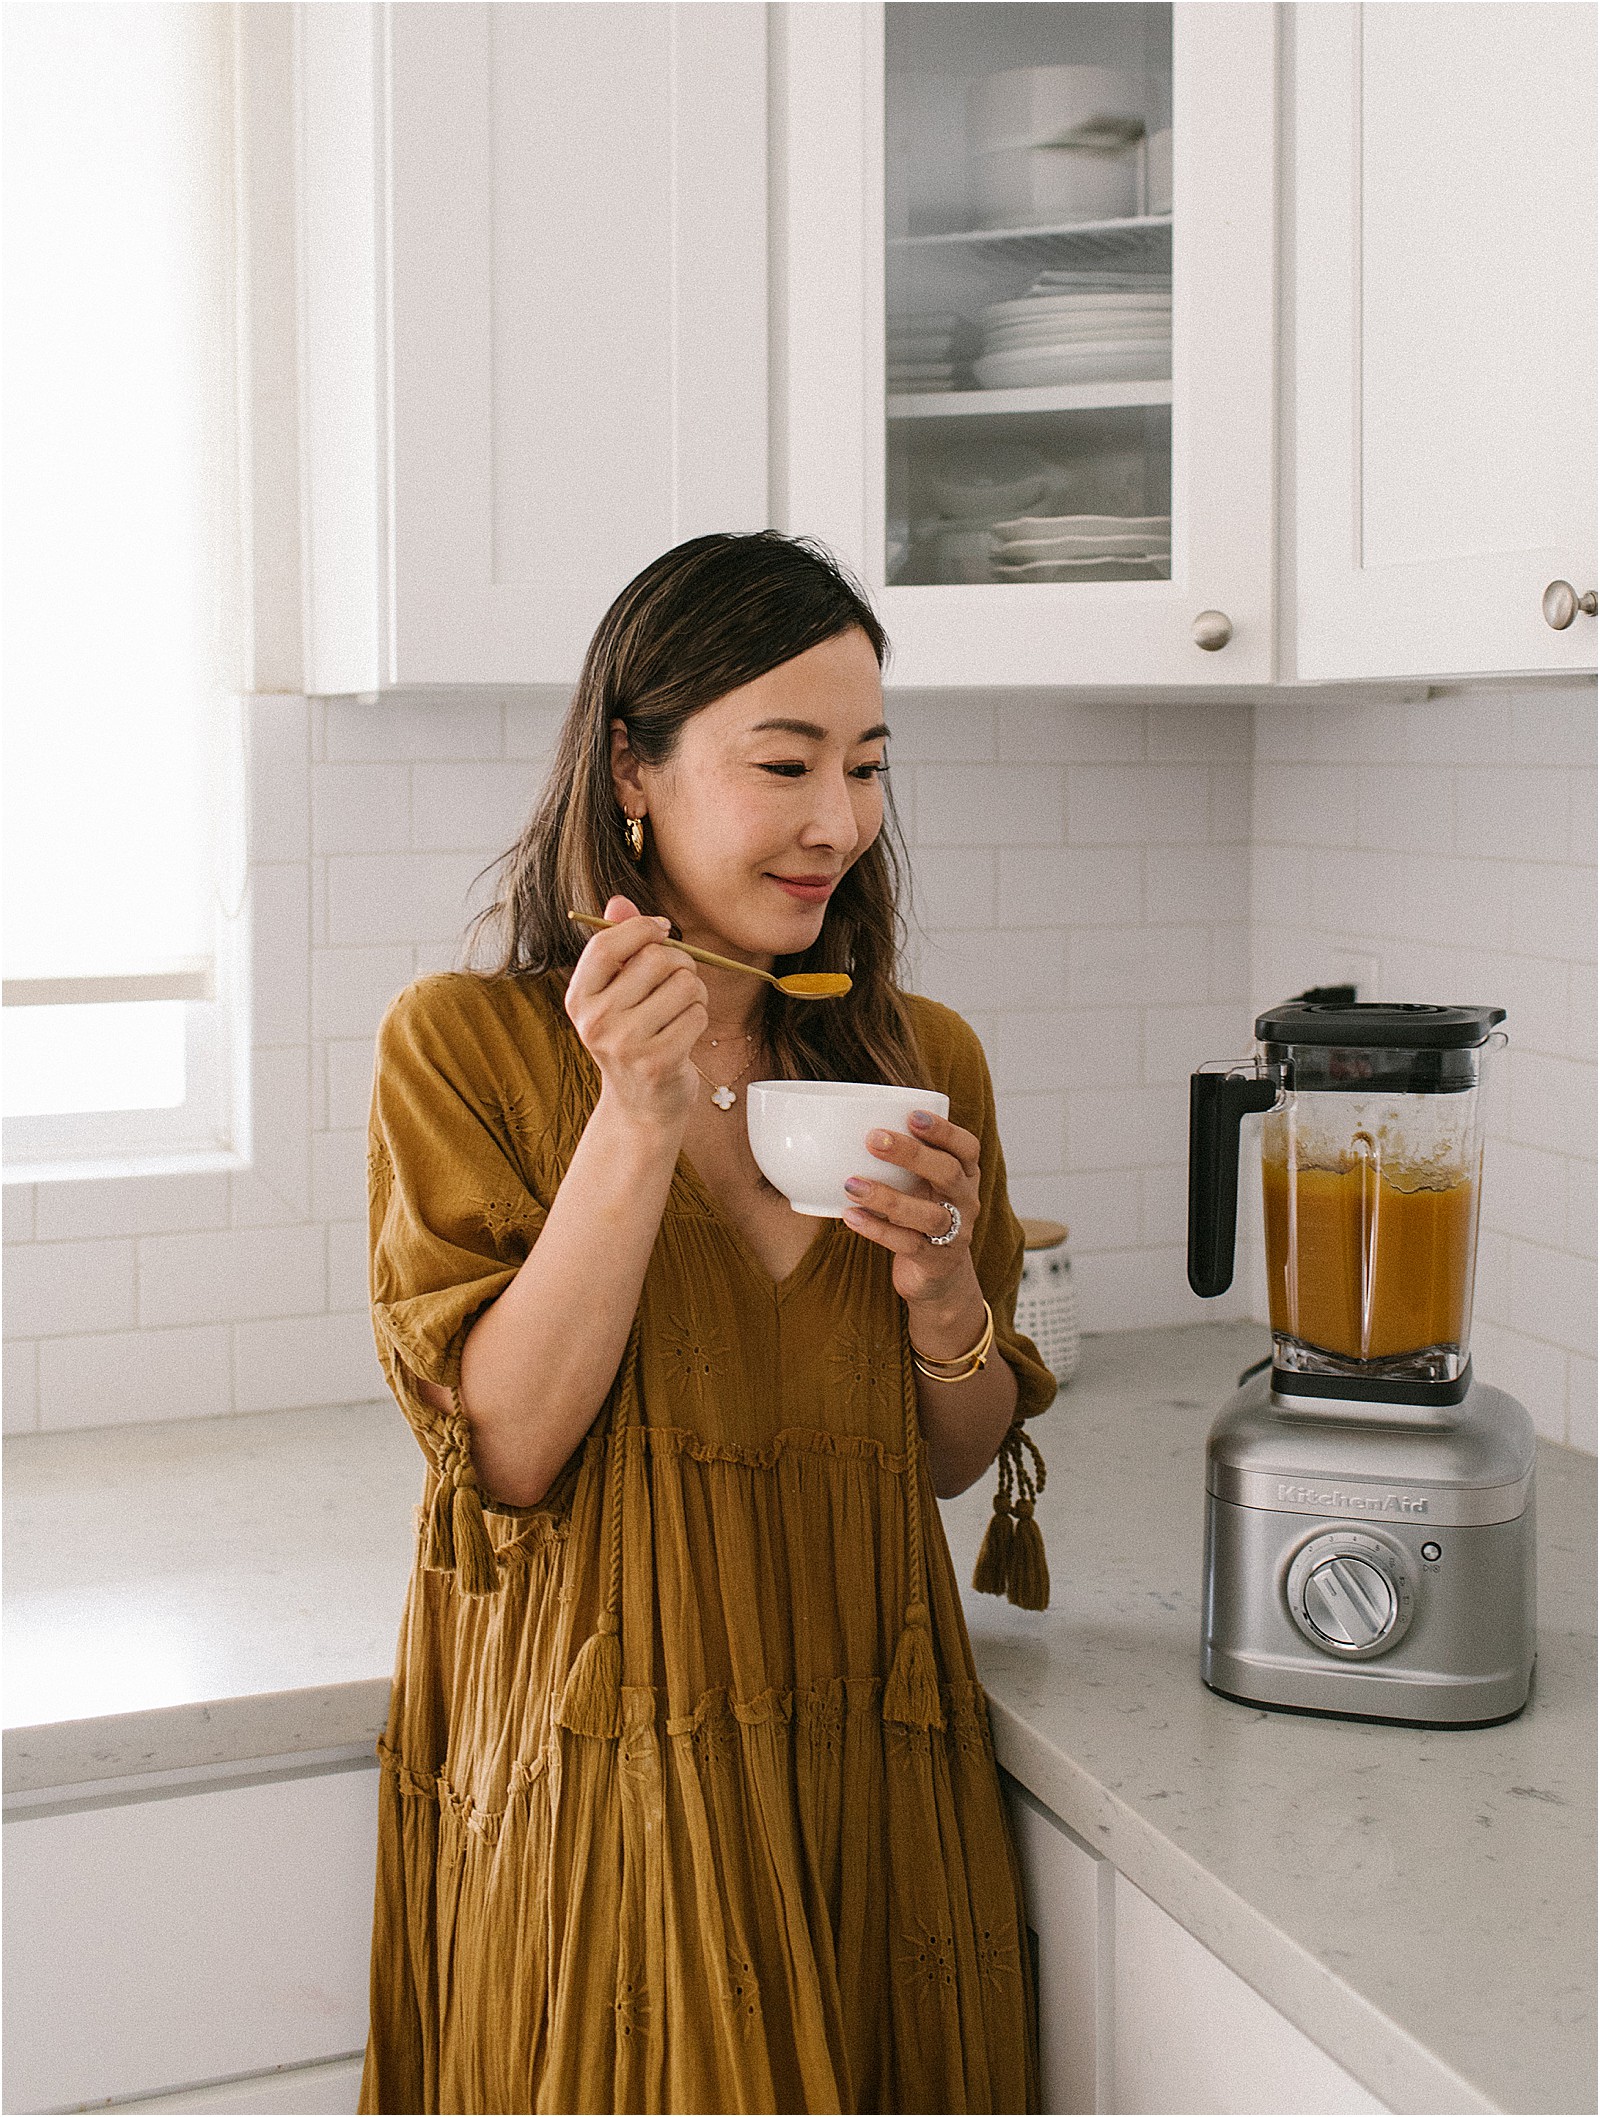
360, 967, 1057, 2115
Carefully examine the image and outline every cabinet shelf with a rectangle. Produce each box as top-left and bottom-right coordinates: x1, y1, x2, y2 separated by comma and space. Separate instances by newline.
889, 213, 1172, 275
888, 378, 1173, 421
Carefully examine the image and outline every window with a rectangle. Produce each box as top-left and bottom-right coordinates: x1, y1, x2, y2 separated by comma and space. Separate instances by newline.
2, 3, 245, 1175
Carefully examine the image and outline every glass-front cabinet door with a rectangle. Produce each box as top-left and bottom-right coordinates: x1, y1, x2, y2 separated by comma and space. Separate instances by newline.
777, 2, 1276, 686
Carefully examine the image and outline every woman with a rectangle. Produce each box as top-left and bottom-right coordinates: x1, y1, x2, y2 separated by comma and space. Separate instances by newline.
360, 530, 1055, 2115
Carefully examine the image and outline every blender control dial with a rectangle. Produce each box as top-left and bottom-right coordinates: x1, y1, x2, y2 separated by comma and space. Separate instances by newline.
1286, 1532, 1415, 1659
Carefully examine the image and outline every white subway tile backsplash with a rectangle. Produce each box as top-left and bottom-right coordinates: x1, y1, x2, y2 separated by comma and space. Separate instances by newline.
1208, 923, 1252, 1003
1206, 767, 1252, 846
38, 1324, 233, 1430
249, 863, 312, 1046
1065, 1086, 1188, 1172
1509, 858, 1597, 963
1145, 846, 1250, 925
915, 763, 1063, 846
4, 1184, 36, 1244
1566, 1160, 1597, 1261
1068, 925, 1213, 1009
1066, 764, 1209, 847
991, 1007, 1141, 1094
1508, 1051, 1597, 1161
1567, 1354, 1597, 1454
311, 763, 412, 855
994, 697, 1144, 764
4, 1338, 39, 1434
1508, 684, 1598, 771
1042, 1166, 1140, 1252
906, 848, 995, 930
1141, 1004, 1243, 1085
246, 695, 310, 863
328, 1218, 369, 1313
1139, 1166, 1187, 1248
502, 694, 569, 760
312, 1129, 369, 1225
1566, 959, 1596, 1064
1481, 1140, 1573, 1246
1255, 764, 1353, 849
3, 1240, 137, 1339
410, 760, 542, 854
1453, 767, 1570, 864
138, 1225, 326, 1329
1357, 765, 1457, 857
882, 692, 997, 763
995, 844, 1142, 927
234, 1309, 382, 1413
915, 928, 1068, 1014
326, 851, 496, 949
1505, 1239, 1597, 1358
1568, 768, 1596, 865
1471, 1320, 1569, 1444
324, 693, 502, 762
312, 946, 415, 1041
326, 1042, 378, 1132
1400, 689, 1513, 767
990, 1092, 1065, 1178
1145, 701, 1251, 765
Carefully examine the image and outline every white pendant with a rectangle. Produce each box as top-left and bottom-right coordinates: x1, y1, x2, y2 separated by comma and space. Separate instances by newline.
711, 1084, 736, 1110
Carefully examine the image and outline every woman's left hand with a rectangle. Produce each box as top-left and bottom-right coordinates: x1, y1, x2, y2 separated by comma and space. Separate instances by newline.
841, 1110, 982, 1308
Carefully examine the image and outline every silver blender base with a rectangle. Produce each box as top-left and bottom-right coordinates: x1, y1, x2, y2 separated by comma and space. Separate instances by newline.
1201, 1368, 1537, 1728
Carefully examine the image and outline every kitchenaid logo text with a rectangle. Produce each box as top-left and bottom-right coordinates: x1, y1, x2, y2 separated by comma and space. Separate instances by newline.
1276, 1481, 1429, 1517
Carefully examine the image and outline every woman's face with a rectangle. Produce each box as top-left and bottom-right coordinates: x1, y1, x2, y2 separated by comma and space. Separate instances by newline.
610, 626, 889, 967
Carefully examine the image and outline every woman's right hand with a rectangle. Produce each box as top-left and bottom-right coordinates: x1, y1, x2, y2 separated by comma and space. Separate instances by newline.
564, 894, 709, 1130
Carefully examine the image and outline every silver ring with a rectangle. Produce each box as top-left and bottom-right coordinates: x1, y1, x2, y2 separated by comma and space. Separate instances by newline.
926, 1200, 961, 1247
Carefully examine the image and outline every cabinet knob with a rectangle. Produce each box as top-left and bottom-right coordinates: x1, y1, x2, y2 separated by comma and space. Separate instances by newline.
1192, 609, 1233, 652
1542, 580, 1598, 630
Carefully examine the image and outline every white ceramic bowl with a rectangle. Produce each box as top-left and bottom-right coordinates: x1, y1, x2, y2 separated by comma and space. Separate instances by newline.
746, 1081, 951, 1218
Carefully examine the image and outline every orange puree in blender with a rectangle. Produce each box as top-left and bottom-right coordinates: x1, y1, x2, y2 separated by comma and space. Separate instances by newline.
1263, 1155, 1477, 1361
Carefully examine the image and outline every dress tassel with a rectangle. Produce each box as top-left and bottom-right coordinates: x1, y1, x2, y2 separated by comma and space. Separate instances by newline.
971, 1495, 1016, 1596
451, 1480, 501, 1598
555, 1612, 623, 1738
883, 1603, 945, 1730
424, 1472, 457, 1573
974, 1416, 1050, 1610
1007, 1497, 1050, 1610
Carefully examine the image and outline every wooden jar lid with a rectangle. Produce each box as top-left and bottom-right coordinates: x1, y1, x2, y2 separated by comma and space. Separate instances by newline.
1020, 1216, 1069, 1251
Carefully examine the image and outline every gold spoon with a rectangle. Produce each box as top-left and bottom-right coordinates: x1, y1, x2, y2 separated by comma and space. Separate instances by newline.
568, 910, 851, 998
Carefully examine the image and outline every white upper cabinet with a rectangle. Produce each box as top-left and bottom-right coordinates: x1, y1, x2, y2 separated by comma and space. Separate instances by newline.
1292, 3, 1598, 682
773, 2, 1278, 687
297, 2, 768, 691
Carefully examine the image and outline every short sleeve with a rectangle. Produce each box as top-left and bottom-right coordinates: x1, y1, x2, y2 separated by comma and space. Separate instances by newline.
367, 978, 550, 1509
952, 1019, 1058, 1424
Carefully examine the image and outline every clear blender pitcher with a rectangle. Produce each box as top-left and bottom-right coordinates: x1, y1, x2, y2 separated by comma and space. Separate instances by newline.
1189, 1003, 1507, 1401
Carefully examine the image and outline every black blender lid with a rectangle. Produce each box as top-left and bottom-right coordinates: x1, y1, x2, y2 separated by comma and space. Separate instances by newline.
1255, 1001, 1506, 1049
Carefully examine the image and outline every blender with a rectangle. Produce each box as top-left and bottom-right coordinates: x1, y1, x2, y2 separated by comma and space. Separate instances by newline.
1188, 1001, 1536, 1727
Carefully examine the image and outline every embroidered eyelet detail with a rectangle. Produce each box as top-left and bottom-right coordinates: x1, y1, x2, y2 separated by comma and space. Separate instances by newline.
799, 1682, 844, 1760
691, 1709, 738, 1774
662, 1310, 730, 1401
366, 1139, 393, 1194
976, 1923, 1020, 1989
898, 1919, 957, 1992
613, 1975, 648, 2043
827, 1320, 901, 1405
726, 1951, 762, 2029
477, 1194, 544, 1250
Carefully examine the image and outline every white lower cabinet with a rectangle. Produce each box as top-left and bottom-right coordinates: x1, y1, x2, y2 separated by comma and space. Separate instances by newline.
2, 1765, 377, 2116
1003, 1772, 1388, 2115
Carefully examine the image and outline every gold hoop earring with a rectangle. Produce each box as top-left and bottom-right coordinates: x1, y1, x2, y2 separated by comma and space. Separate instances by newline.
624, 813, 645, 862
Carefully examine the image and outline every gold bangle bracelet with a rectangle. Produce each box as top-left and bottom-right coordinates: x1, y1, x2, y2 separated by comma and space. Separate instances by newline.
911, 1299, 995, 1382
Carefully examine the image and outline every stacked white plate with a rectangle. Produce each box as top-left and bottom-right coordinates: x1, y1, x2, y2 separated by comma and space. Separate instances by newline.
990, 510, 1171, 581
888, 310, 965, 394
975, 270, 1171, 390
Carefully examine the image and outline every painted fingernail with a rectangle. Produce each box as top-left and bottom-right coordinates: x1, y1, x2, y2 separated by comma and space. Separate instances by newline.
844, 1177, 868, 1195
870, 1129, 894, 1149
909, 1110, 933, 1129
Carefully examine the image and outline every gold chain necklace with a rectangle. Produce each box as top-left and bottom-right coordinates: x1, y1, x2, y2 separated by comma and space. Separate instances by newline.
690, 1029, 759, 1111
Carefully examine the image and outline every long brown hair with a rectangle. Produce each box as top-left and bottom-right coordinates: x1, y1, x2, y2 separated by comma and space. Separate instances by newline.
461, 531, 929, 1088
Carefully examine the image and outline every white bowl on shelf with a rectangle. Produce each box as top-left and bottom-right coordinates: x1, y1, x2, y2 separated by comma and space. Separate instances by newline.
967, 65, 1146, 155
970, 141, 1139, 230
926, 445, 1051, 518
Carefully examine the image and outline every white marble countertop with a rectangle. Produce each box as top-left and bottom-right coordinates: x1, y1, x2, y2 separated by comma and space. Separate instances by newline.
4, 1322, 1593, 2114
